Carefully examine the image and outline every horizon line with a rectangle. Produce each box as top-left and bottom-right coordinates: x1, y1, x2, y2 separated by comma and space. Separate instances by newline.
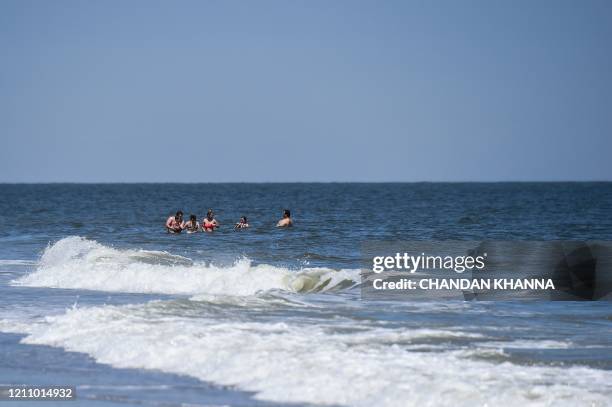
1, 180, 611, 185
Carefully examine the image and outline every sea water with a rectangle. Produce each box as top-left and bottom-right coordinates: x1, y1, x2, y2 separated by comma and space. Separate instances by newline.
0, 183, 611, 406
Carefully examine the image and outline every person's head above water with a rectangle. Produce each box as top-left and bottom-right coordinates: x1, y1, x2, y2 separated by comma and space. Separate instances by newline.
175, 210, 184, 220
241, 216, 247, 223
276, 209, 293, 227
189, 214, 196, 222
207, 209, 214, 220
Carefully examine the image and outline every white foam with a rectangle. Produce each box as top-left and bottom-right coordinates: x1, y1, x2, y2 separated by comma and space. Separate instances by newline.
0, 260, 36, 266
484, 339, 573, 349
189, 293, 317, 308
15, 303, 612, 407
0, 318, 39, 334
12, 237, 358, 295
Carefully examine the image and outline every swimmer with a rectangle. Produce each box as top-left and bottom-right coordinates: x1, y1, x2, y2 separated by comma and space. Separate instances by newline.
276, 209, 293, 227
202, 209, 219, 232
235, 216, 249, 229
184, 214, 200, 233
165, 210, 184, 233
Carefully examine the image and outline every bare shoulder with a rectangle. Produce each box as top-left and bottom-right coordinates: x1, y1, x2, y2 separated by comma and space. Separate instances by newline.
277, 218, 293, 227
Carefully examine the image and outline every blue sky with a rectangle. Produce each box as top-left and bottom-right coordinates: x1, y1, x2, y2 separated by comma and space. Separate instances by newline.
1, 0, 611, 182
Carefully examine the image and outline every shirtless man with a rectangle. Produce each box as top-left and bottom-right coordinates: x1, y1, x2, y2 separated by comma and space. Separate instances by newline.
276, 209, 293, 227
165, 211, 185, 233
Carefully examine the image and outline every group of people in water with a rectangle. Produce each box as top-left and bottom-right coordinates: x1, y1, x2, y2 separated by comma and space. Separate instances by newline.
165, 209, 293, 233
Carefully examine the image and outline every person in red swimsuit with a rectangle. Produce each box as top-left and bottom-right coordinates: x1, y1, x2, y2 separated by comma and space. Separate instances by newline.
165, 210, 184, 233
202, 209, 219, 232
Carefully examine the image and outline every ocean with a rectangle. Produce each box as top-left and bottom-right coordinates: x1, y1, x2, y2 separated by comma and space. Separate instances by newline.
0, 183, 611, 406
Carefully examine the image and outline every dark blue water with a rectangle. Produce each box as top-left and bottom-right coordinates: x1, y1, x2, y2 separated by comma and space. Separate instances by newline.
0, 183, 611, 406
2, 183, 611, 262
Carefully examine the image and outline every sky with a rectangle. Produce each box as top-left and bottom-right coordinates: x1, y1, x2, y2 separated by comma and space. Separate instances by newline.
1, 0, 611, 182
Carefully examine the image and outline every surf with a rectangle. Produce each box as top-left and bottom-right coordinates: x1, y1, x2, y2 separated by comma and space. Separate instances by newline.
7, 301, 611, 407
12, 236, 359, 296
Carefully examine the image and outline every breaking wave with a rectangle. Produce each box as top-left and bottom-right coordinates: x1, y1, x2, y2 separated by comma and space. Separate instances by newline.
13, 237, 359, 295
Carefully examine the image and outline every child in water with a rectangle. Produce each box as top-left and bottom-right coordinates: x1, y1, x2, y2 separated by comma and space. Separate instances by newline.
234, 216, 249, 229
184, 214, 200, 233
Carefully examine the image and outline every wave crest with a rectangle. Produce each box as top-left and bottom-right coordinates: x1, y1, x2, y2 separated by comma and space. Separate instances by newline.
13, 237, 358, 295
